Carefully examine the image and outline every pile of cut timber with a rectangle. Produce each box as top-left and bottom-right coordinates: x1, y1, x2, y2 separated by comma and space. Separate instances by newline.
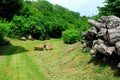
82, 15, 120, 68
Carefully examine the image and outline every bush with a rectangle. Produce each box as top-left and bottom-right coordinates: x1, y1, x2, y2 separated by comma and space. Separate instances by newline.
62, 29, 81, 44
0, 21, 11, 45
0, 22, 10, 37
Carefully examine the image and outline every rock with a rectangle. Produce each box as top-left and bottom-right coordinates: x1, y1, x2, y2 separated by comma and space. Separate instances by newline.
28, 35, 34, 41
20, 37, 26, 41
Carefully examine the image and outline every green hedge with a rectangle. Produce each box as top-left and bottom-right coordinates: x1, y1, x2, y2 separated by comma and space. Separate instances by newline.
62, 29, 81, 44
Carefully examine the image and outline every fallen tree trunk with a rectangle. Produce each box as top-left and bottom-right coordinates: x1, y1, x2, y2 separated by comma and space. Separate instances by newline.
90, 39, 115, 56
81, 40, 92, 51
99, 15, 120, 23
97, 28, 107, 39
88, 19, 102, 31
99, 15, 120, 29
106, 26, 120, 45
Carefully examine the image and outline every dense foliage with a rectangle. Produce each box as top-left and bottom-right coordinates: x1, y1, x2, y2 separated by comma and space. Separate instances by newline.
0, 0, 91, 45
0, 0, 23, 21
98, 0, 120, 17
62, 29, 81, 44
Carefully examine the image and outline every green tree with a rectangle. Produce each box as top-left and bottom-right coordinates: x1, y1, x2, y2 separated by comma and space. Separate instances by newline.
0, 0, 90, 40
98, 0, 120, 17
0, 0, 23, 21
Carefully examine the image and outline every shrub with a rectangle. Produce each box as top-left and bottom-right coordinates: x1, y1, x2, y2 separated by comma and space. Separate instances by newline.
62, 29, 81, 44
0, 22, 10, 37
0, 22, 11, 45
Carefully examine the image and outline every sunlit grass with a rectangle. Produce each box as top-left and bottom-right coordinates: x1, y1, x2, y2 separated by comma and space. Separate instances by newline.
0, 39, 120, 80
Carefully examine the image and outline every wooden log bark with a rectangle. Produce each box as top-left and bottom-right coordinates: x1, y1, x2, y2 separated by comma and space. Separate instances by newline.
107, 21, 120, 29
117, 63, 120, 68
116, 41, 120, 49
94, 44, 115, 56
88, 19, 102, 31
109, 15, 120, 22
44, 43, 53, 50
115, 41, 120, 55
81, 40, 92, 51
28, 35, 34, 41
106, 26, 120, 45
91, 39, 115, 56
82, 15, 120, 68
99, 15, 120, 29
88, 19, 106, 29
88, 27, 98, 35
97, 28, 107, 39
34, 46, 44, 51
82, 31, 96, 41
90, 49, 97, 55
99, 15, 120, 23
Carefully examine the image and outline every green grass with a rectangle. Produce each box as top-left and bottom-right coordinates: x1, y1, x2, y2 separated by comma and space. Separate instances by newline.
0, 39, 120, 80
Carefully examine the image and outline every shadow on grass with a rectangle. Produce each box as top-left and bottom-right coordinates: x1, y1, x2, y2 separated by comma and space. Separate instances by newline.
88, 52, 120, 77
0, 44, 28, 56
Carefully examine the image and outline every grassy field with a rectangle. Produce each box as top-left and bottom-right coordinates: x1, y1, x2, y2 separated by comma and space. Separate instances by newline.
0, 39, 120, 80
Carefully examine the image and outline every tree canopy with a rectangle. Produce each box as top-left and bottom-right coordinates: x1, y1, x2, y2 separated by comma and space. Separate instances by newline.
0, 0, 23, 21
98, 0, 120, 17
0, 0, 91, 45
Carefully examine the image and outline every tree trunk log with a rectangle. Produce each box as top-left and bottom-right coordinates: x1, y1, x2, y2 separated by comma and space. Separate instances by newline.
115, 41, 120, 55
99, 15, 120, 22
82, 15, 120, 68
106, 26, 120, 45
91, 39, 115, 56
88, 27, 98, 35
81, 40, 93, 51
99, 15, 120, 29
117, 63, 120, 68
97, 28, 107, 38
88, 19, 101, 31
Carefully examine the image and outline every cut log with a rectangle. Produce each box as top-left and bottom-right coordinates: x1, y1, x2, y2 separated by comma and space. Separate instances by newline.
106, 26, 120, 45
108, 15, 120, 22
99, 15, 120, 29
34, 46, 44, 51
97, 28, 107, 39
99, 15, 120, 23
115, 41, 120, 49
91, 39, 115, 56
107, 21, 120, 29
44, 43, 53, 50
90, 49, 97, 55
88, 19, 105, 31
82, 15, 120, 68
106, 46, 115, 55
82, 27, 97, 42
28, 35, 34, 41
117, 63, 120, 68
81, 40, 93, 50
88, 27, 98, 35
81, 40, 87, 52
115, 41, 120, 55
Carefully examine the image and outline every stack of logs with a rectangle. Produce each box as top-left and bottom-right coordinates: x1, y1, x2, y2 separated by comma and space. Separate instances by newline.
82, 15, 120, 68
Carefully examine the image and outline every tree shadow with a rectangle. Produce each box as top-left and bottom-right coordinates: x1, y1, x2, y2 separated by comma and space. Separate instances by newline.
0, 44, 28, 56
88, 52, 120, 77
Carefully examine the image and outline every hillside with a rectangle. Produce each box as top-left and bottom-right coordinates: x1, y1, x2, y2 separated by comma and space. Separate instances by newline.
0, 39, 119, 80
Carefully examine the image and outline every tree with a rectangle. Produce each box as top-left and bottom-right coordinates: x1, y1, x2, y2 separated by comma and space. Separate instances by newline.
98, 0, 120, 17
0, 0, 23, 21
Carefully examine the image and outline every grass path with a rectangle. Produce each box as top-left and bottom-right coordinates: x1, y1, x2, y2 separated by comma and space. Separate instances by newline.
0, 39, 47, 80
0, 39, 120, 80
